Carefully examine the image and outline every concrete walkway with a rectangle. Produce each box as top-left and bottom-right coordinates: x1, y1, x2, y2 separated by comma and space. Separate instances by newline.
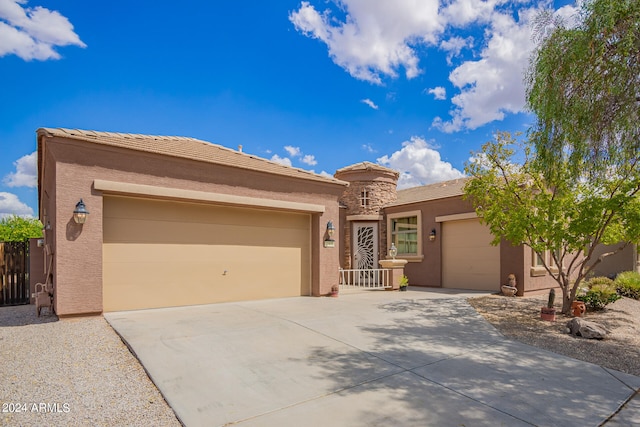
105, 289, 640, 427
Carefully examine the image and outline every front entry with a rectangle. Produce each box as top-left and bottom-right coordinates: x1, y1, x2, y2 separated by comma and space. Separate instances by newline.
352, 222, 379, 270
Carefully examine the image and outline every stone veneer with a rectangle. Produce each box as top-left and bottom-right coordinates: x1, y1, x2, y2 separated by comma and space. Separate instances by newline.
334, 162, 399, 268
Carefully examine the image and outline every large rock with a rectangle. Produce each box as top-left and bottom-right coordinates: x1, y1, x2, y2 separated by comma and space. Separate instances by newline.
566, 318, 608, 339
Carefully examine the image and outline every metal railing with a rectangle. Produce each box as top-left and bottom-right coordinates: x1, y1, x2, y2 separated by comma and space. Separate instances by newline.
339, 268, 391, 290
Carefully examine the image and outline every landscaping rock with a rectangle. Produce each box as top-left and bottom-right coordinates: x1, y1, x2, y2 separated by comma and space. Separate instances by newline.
566, 318, 608, 339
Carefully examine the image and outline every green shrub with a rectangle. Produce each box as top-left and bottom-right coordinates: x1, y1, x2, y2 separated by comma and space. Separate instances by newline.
615, 271, 640, 300
577, 279, 621, 310
399, 275, 409, 288
586, 276, 614, 287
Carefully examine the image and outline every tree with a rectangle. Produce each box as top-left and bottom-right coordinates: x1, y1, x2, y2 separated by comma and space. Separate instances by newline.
0, 215, 43, 242
464, 0, 640, 314
465, 132, 640, 314
526, 0, 640, 182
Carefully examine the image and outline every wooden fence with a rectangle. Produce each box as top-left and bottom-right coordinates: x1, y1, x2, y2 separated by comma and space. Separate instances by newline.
0, 241, 30, 306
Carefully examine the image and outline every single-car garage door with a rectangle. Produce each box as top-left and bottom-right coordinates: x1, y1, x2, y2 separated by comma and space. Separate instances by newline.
103, 195, 310, 311
442, 218, 499, 291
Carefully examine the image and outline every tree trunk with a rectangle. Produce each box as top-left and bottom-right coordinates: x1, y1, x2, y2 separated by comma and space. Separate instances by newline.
562, 292, 572, 314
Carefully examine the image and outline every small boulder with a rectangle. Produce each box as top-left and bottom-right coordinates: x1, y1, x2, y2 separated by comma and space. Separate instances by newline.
566, 318, 608, 339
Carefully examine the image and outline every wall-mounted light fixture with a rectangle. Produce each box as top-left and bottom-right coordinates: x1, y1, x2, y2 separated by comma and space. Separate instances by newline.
324, 220, 336, 248
73, 199, 89, 224
43, 221, 51, 231
389, 243, 397, 259
429, 228, 437, 241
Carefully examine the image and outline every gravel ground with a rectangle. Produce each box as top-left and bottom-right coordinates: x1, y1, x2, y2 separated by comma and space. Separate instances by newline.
468, 294, 640, 377
0, 305, 180, 427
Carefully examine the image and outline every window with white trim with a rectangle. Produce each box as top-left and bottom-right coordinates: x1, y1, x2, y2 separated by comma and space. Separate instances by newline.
360, 189, 369, 207
387, 210, 423, 260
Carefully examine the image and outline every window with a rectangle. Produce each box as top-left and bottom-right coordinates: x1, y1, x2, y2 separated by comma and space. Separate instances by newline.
360, 189, 369, 207
530, 249, 560, 276
387, 210, 423, 261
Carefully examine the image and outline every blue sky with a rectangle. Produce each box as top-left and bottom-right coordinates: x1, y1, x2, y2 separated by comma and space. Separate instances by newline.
0, 0, 576, 218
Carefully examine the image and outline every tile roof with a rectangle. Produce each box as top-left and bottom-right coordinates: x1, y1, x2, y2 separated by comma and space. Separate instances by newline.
335, 161, 399, 176
37, 128, 347, 186
388, 177, 470, 206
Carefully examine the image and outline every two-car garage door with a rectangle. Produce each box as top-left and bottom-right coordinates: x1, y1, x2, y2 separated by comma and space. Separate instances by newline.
102, 196, 310, 312
442, 218, 500, 291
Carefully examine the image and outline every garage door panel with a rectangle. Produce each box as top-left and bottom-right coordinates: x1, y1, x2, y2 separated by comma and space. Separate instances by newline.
442, 219, 499, 291
105, 217, 308, 247
103, 196, 310, 312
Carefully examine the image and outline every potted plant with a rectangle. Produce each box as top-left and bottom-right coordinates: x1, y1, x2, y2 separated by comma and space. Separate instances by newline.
399, 275, 409, 292
330, 284, 339, 297
540, 289, 556, 321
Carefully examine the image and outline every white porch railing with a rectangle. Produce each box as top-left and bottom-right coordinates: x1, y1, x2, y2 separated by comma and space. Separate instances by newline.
339, 268, 391, 290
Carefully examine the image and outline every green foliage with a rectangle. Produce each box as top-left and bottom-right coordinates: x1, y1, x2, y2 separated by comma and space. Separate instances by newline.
614, 271, 640, 300
577, 280, 621, 310
464, 131, 640, 314
586, 276, 614, 287
527, 0, 640, 183
0, 215, 43, 242
399, 275, 409, 288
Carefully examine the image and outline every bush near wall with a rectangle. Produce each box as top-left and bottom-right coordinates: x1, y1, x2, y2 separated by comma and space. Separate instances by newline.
577, 277, 621, 310
615, 271, 640, 300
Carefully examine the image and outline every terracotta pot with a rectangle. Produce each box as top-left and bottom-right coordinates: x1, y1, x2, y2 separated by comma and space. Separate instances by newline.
540, 307, 556, 322
501, 285, 517, 297
571, 301, 586, 317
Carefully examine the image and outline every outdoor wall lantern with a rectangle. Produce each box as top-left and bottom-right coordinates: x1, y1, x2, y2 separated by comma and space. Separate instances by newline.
324, 220, 336, 248
389, 243, 397, 259
429, 228, 437, 241
73, 199, 89, 224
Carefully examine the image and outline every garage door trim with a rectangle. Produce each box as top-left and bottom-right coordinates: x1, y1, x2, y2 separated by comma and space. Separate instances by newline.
94, 179, 326, 213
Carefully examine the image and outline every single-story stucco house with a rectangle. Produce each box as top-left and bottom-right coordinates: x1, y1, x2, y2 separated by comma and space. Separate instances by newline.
35, 128, 638, 316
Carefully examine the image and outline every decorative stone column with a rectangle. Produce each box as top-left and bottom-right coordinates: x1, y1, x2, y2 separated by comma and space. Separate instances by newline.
378, 259, 408, 290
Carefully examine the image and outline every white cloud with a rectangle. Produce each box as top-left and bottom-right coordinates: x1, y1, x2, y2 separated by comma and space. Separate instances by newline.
441, 0, 500, 27
0, 0, 85, 61
290, 0, 442, 84
427, 86, 446, 100
302, 154, 317, 166
270, 154, 292, 167
377, 136, 465, 189
0, 192, 34, 218
362, 143, 376, 153
292, 1, 579, 132
277, 146, 319, 167
4, 151, 37, 187
439, 35, 474, 65
433, 8, 538, 132
284, 145, 301, 157
361, 98, 379, 110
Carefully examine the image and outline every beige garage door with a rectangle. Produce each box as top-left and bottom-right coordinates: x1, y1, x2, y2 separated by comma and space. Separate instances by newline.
103, 195, 310, 311
442, 218, 500, 291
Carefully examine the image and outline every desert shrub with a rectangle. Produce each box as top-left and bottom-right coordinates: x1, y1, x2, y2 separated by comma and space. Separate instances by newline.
577, 278, 621, 310
586, 276, 614, 287
615, 271, 640, 300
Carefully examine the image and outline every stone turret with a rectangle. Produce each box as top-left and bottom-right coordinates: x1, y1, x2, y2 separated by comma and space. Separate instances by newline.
334, 162, 399, 268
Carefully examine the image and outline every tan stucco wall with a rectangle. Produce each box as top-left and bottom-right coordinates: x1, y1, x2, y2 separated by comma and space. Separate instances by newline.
39, 135, 344, 315
589, 244, 638, 278
383, 196, 474, 287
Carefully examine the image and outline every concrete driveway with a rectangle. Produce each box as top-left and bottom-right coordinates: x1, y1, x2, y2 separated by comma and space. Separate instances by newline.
105, 290, 640, 427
